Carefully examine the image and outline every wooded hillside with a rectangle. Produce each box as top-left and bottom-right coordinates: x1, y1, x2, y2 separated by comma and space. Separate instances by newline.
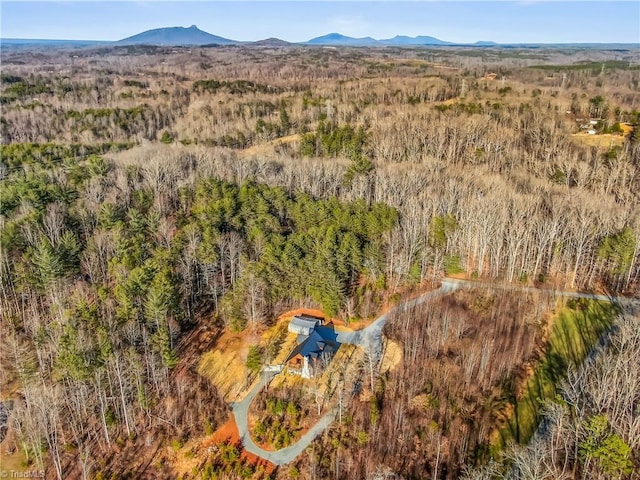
1, 44, 638, 479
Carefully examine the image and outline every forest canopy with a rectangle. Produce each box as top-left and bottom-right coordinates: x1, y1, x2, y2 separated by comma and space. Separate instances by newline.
1, 42, 639, 480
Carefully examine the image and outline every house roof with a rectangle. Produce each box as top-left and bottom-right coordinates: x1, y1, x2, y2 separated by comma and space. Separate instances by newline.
290, 316, 320, 331
286, 330, 327, 363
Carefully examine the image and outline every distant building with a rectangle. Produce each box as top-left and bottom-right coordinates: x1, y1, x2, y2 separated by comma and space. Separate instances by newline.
287, 315, 320, 336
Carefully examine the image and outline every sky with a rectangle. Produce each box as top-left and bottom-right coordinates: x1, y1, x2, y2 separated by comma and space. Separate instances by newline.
1, 1, 639, 44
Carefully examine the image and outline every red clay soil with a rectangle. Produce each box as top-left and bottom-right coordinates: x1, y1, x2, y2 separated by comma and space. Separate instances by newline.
276, 308, 326, 323
278, 307, 364, 331
201, 417, 277, 475
247, 407, 324, 453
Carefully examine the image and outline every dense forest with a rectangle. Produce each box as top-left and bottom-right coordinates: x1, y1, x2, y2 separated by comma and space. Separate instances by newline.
0, 43, 639, 479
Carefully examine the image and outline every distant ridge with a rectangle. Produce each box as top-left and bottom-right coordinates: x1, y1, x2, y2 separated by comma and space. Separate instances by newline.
305, 33, 379, 46
379, 35, 452, 46
306, 33, 452, 46
250, 38, 292, 47
116, 25, 237, 46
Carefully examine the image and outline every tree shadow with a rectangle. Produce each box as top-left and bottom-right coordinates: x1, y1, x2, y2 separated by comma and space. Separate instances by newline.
498, 301, 616, 451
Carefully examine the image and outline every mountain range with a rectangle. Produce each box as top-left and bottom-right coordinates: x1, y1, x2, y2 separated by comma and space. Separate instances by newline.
2, 25, 637, 48
2, 25, 473, 47
305, 33, 453, 46
116, 26, 459, 47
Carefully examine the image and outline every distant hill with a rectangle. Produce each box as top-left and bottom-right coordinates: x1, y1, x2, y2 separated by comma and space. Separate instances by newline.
380, 35, 452, 46
116, 25, 237, 46
250, 38, 292, 47
306, 33, 379, 46
474, 41, 498, 47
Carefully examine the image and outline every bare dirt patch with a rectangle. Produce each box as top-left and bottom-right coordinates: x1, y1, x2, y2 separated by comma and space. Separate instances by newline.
197, 417, 277, 477
276, 307, 325, 323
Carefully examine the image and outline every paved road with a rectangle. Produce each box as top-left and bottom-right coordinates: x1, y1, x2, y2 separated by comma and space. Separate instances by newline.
230, 278, 637, 465
445, 277, 639, 308
230, 370, 338, 465
332, 279, 461, 355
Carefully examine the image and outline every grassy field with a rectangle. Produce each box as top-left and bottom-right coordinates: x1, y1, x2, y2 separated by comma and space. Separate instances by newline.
491, 299, 618, 455
571, 132, 627, 149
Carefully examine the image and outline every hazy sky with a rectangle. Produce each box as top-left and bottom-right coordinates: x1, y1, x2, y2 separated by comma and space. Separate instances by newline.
1, 1, 639, 43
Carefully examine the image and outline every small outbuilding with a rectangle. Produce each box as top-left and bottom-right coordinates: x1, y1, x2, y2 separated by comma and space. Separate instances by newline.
288, 315, 321, 336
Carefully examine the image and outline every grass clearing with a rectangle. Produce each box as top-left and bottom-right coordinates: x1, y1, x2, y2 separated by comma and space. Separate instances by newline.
0, 448, 30, 476
491, 299, 617, 455
198, 308, 327, 401
198, 331, 254, 401
379, 339, 402, 373
239, 133, 301, 158
571, 132, 626, 148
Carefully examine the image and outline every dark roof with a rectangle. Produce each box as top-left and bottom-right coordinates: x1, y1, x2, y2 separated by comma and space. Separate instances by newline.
286, 331, 328, 362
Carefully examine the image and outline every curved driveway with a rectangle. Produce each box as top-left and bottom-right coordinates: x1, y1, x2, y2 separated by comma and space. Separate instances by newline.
231, 281, 457, 465
231, 278, 637, 465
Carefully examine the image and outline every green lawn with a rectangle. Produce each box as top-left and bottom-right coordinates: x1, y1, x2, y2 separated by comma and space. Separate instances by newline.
491, 299, 618, 456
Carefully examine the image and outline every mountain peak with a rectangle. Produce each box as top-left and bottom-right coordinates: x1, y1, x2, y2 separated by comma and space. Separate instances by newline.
116, 25, 237, 46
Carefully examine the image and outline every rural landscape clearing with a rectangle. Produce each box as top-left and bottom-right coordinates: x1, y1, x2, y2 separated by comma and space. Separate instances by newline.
1, 2, 639, 479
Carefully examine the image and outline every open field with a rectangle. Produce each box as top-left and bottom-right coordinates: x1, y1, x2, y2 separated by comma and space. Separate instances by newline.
491, 299, 618, 453
571, 132, 627, 148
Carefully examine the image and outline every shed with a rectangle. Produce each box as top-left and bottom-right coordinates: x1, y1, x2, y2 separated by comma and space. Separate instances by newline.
288, 315, 320, 336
